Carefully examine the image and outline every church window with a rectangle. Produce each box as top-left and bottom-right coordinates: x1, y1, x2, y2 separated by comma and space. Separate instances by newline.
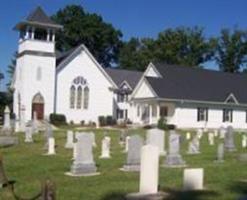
77, 86, 83, 109
70, 86, 76, 109
84, 86, 89, 109
70, 76, 89, 110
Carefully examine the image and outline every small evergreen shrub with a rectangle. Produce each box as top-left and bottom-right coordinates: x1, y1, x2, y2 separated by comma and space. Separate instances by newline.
98, 116, 106, 126
49, 113, 67, 125
157, 117, 167, 130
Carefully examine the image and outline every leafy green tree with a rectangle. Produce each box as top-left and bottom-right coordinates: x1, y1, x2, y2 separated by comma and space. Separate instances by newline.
154, 27, 216, 67
0, 71, 4, 90
52, 5, 123, 67
215, 28, 247, 73
6, 52, 17, 89
119, 27, 216, 71
118, 37, 156, 71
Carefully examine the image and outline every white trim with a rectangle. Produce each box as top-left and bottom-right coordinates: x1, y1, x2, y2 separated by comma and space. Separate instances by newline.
144, 62, 163, 78
56, 44, 118, 89
132, 97, 247, 108
131, 77, 158, 100
120, 80, 132, 90
224, 93, 239, 104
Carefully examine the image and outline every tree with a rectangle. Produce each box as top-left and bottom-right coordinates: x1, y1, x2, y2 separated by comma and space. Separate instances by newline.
0, 71, 4, 90
118, 37, 156, 71
6, 52, 17, 89
119, 27, 216, 71
52, 5, 123, 67
215, 28, 247, 73
154, 27, 216, 67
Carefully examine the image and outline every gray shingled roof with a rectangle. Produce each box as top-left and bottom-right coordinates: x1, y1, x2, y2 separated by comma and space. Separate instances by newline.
26, 6, 58, 25
14, 6, 62, 30
105, 68, 143, 89
145, 63, 247, 104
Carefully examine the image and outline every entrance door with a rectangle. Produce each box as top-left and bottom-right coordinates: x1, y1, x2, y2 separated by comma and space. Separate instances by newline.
32, 103, 44, 120
32, 93, 44, 120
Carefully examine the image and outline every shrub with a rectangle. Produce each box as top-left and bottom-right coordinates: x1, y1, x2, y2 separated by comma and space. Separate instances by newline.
80, 120, 85, 126
157, 117, 167, 130
106, 115, 117, 126
98, 116, 106, 126
49, 113, 67, 125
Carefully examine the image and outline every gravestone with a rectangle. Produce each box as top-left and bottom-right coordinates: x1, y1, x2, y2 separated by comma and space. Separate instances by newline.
126, 144, 166, 200
0, 106, 18, 147
119, 130, 127, 146
65, 130, 74, 149
100, 136, 111, 159
146, 128, 166, 155
24, 126, 33, 143
183, 168, 204, 190
66, 133, 99, 176
208, 132, 214, 145
187, 135, 200, 154
215, 143, 224, 163
46, 137, 55, 155
89, 132, 96, 147
124, 136, 130, 152
44, 123, 53, 149
1, 106, 11, 135
214, 129, 218, 137
164, 130, 186, 167
197, 129, 203, 139
242, 135, 247, 148
219, 126, 226, 139
224, 126, 236, 152
186, 132, 191, 140
122, 135, 143, 171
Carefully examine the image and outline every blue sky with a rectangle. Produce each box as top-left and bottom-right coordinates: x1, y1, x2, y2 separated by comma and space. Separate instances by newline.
0, 0, 247, 91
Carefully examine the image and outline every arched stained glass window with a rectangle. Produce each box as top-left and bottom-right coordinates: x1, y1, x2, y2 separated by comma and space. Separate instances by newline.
77, 86, 83, 109
70, 85, 76, 109
84, 86, 89, 109
70, 76, 89, 110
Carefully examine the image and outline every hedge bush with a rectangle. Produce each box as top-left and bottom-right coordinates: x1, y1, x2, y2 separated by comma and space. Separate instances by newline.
98, 115, 116, 126
50, 113, 67, 125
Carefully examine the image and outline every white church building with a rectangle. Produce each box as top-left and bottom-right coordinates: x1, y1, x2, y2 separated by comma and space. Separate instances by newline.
12, 7, 247, 130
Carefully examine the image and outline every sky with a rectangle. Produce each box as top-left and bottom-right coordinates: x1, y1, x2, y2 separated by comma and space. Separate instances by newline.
0, 0, 247, 91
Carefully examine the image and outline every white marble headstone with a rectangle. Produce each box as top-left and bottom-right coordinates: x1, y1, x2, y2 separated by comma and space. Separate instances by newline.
100, 136, 111, 159
146, 128, 166, 155
139, 145, 159, 195
65, 130, 74, 149
183, 168, 204, 190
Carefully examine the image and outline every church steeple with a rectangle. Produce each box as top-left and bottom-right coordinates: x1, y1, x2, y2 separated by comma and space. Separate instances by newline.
14, 6, 63, 43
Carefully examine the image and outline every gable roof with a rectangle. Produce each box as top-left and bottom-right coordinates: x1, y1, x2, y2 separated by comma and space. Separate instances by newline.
55, 44, 118, 88
104, 68, 143, 89
14, 6, 63, 30
145, 63, 247, 105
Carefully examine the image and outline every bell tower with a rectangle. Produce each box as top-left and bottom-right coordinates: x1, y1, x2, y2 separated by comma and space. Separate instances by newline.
13, 7, 63, 130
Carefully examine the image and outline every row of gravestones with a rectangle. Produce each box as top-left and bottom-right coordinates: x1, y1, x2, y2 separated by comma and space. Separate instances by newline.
21, 125, 246, 199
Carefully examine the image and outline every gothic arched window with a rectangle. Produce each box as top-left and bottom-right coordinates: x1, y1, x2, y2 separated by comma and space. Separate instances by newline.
70, 85, 76, 109
77, 86, 83, 109
70, 76, 89, 110
84, 86, 89, 109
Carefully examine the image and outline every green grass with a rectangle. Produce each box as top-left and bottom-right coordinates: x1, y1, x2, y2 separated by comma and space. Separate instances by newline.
0, 128, 247, 200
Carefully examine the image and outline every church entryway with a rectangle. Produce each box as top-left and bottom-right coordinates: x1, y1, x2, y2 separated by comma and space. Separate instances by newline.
32, 93, 44, 120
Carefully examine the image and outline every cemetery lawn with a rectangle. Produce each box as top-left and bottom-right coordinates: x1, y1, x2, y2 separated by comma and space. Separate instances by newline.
1, 128, 247, 200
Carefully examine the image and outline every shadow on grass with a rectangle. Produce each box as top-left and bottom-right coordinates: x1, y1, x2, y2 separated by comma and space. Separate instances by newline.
101, 191, 126, 200
228, 180, 247, 199
161, 187, 219, 200
100, 188, 219, 200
